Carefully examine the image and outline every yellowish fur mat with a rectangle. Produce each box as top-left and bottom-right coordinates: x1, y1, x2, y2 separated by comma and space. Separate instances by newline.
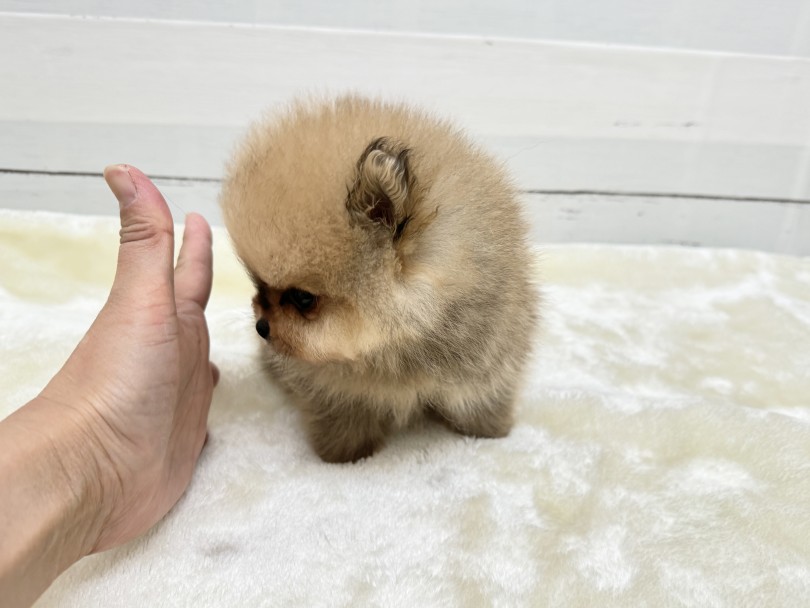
1, 210, 809, 606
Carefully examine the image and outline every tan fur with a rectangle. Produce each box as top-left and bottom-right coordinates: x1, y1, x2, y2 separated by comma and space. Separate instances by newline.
221, 95, 538, 463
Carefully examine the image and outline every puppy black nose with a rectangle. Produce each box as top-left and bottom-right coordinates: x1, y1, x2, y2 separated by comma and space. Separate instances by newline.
255, 318, 270, 339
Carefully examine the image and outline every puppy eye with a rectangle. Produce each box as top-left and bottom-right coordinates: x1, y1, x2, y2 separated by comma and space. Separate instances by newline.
282, 288, 317, 313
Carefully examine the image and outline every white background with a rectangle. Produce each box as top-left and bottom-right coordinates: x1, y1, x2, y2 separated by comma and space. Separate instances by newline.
1, 1, 808, 253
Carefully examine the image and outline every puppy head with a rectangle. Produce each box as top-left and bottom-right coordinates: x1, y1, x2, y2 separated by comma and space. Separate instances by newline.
221, 107, 420, 365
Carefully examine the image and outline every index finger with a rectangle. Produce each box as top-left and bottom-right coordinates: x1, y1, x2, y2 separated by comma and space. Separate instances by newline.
174, 213, 214, 310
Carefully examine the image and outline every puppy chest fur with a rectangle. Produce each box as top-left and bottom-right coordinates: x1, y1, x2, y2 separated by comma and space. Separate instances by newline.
221, 95, 538, 463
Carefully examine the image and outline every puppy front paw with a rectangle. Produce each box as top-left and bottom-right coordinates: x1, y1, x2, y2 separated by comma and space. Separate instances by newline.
304, 399, 389, 463
312, 434, 383, 464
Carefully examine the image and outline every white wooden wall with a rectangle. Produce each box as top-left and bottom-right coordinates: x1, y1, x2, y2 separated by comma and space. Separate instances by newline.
1, 2, 809, 254
6, 0, 810, 56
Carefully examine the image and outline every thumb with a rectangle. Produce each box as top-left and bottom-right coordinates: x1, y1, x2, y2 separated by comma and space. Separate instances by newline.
104, 165, 175, 306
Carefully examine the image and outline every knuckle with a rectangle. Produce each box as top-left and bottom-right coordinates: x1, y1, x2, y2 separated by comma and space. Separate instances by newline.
119, 219, 172, 246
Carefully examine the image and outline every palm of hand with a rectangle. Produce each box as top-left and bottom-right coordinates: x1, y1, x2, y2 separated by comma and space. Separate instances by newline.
83, 298, 212, 551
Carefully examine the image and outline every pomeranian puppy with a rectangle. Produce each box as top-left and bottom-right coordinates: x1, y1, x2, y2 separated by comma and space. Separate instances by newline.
221, 95, 537, 463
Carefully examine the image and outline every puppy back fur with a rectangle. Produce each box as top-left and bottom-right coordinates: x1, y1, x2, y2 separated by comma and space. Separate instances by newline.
221, 95, 538, 462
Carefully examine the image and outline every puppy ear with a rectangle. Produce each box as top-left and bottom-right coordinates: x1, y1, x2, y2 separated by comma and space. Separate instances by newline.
346, 137, 412, 236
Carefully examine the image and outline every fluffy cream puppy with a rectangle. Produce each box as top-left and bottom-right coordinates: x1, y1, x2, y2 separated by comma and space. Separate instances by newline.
221, 95, 537, 462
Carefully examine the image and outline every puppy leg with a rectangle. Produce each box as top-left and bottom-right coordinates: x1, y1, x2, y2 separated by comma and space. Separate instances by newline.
303, 398, 390, 463
427, 392, 514, 439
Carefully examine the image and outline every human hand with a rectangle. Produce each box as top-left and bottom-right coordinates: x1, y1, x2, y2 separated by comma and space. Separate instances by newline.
33, 165, 218, 551
0, 165, 218, 606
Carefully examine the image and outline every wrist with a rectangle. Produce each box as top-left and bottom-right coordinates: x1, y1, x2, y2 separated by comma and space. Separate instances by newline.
25, 392, 114, 554
0, 395, 112, 606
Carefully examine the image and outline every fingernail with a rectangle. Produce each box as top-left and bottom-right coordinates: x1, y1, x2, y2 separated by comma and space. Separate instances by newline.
104, 164, 138, 208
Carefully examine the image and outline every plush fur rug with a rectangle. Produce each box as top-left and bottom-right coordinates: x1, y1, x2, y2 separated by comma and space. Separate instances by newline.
1, 210, 809, 607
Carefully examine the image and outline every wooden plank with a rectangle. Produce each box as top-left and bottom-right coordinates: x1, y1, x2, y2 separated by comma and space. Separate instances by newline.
4, 121, 808, 202
0, 122, 237, 181
527, 192, 810, 256
3, 173, 807, 255
0, 172, 223, 226
2, 0, 809, 57
1, 14, 809, 201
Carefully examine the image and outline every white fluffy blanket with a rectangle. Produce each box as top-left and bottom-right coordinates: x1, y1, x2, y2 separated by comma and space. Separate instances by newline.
1, 210, 809, 607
